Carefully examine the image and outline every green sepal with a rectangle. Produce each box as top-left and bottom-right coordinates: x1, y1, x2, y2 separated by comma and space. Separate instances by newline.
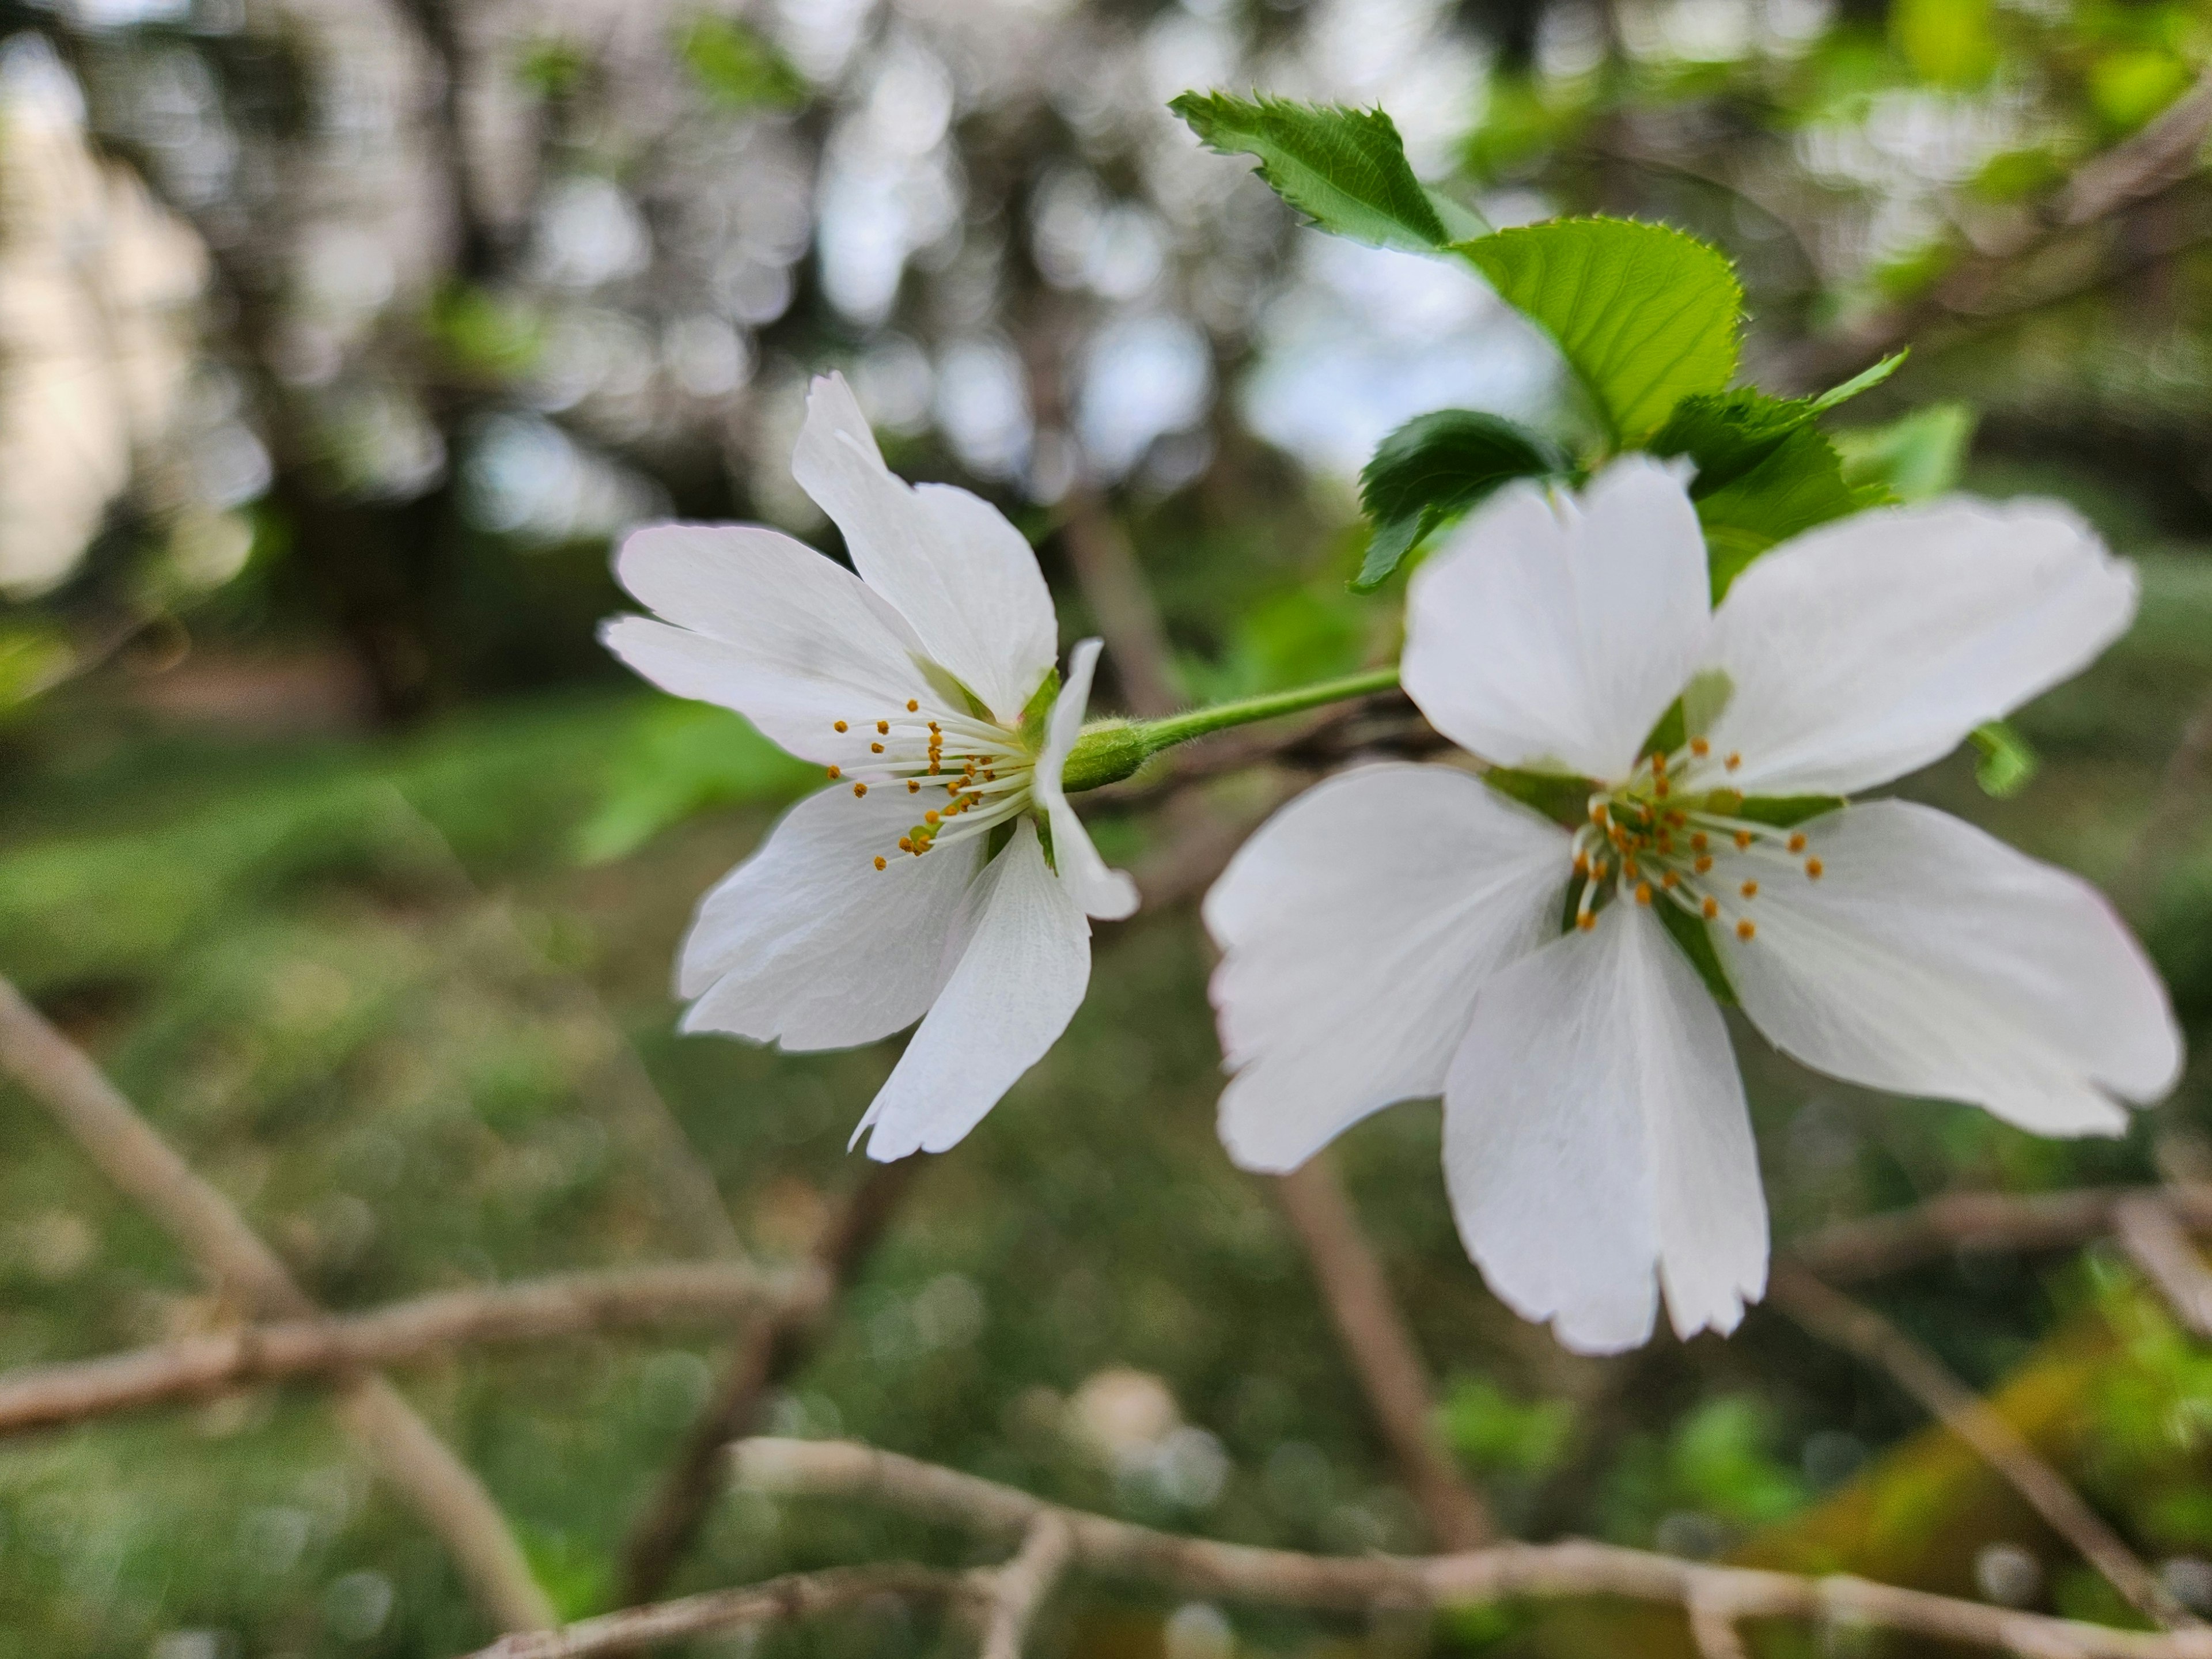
1058, 720, 1150, 794
1731, 794, 1847, 829
1482, 766, 1596, 830
1655, 897, 1738, 1005
1454, 217, 1743, 448
1168, 91, 1450, 252
1029, 811, 1055, 873
1020, 667, 1061, 734
1969, 720, 2039, 798
1355, 410, 1567, 591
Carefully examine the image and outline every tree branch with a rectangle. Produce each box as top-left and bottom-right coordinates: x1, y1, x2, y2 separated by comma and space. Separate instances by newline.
0, 1261, 813, 1435
724, 1436, 2212, 1657
0, 976, 556, 1633
461, 1565, 963, 1659
1272, 1157, 1495, 1548
2115, 1196, 2212, 1341
979, 1514, 1074, 1659
619, 1160, 919, 1603
1768, 1263, 2191, 1630
1788, 1184, 2212, 1283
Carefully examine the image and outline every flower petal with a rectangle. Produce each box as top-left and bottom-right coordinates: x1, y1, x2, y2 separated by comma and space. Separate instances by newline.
857, 817, 1090, 1160
1033, 637, 1139, 921
1719, 800, 2181, 1135
1443, 903, 1765, 1354
679, 783, 982, 1049
1403, 456, 1709, 781
604, 523, 935, 765
1204, 764, 1570, 1174
790, 372, 1058, 722
1701, 498, 2137, 797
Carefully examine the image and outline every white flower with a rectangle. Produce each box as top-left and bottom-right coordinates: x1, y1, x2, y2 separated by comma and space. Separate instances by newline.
1205, 457, 2182, 1354
602, 372, 1137, 1160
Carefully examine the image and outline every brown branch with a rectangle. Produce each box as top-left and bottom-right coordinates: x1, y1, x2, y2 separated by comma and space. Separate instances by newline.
0, 976, 556, 1633
0, 1261, 812, 1436
619, 1160, 919, 1603
2115, 688, 2212, 918
1688, 1588, 1753, 1659
1273, 1157, 1495, 1548
1788, 1184, 2212, 1283
1768, 1263, 2191, 1630
727, 1436, 2212, 1657
2116, 1197, 2212, 1341
1057, 488, 1183, 718
2057, 69, 2212, 229
461, 1565, 964, 1659
980, 1514, 1074, 1659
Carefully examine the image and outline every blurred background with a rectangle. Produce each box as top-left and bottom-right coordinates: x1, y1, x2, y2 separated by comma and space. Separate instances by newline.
2, 0, 2212, 1653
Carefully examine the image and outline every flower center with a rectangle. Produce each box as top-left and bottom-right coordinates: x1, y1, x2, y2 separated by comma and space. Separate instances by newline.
823, 702, 1040, 870
1568, 737, 1825, 942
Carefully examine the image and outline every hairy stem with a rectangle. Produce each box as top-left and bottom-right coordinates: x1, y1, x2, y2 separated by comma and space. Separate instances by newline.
1060, 665, 1402, 793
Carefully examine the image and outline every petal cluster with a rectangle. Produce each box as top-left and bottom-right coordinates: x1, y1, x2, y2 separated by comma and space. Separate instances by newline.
603, 373, 1135, 1160
1207, 457, 2181, 1353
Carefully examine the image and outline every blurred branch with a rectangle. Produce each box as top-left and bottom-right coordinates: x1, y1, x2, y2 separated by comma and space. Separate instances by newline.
1056, 489, 1183, 717
1789, 1183, 2212, 1282
378, 788, 745, 1260
0, 1260, 813, 1436
0, 976, 557, 1633
619, 1160, 919, 1603
722, 1436, 2212, 1657
1768, 1263, 2192, 1630
2115, 1196, 2212, 1340
1273, 1156, 1497, 1548
2115, 688, 2212, 917
979, 1514, 1074, 1659
463, 1565, 964, 1659
1687, 1589, 1752, 1659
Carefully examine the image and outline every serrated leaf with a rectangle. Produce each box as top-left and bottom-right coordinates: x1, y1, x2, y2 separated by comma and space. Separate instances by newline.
1970, 719, 2039, 798
1834, 403, 1976, 503
1354, 409, 1565, 590
1699, 425, 1887, 601
1455, 218, 1743, 447
1652, 388, 1813, 497
1169, 91, 1448, 251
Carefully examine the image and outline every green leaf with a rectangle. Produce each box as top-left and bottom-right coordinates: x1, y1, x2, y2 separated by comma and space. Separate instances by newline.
1806, 350, 1907, 414
574, 701, 815, 864
1970, 719, 2039, 798
1169, 92, 1450, 251
1455, 218, 1743, 447
1834, 403, 1976, 503
1354, 410, 1566, 590
679, 14, 806, 111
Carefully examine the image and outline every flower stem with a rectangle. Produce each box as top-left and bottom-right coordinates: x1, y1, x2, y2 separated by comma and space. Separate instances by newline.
1059, 665, 1401, 793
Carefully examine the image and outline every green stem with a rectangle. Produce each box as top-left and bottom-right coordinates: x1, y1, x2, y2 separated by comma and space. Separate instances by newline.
1059, 665, 1401, 794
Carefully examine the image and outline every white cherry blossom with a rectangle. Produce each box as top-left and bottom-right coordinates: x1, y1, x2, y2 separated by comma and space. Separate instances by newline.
1205, 457, 2181, 1354
603, 372, 1136, 1161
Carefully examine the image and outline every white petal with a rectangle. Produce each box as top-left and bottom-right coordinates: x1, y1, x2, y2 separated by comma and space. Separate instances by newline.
1721, 801, 2181, 1135
1443, 903, 1765, 1355
857, 818, 1090, 1160
1403, 456, 1710, 782
605, 523, 935, 765
1702, 498, 2137, 797
1204, 763, 1570, 1174
678, 783, 981, 1049
790, 372, 1058, 722
1032, 637, 1139, 921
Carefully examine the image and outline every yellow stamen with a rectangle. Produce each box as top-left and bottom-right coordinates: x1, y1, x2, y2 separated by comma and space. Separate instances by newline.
874, 855, 887, 871
1736, 918, 1756, 941
1805, 858, 1824, 879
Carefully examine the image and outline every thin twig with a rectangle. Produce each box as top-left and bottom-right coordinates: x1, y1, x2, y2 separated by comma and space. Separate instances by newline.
727, 1436, 2212, 1658
0, 976, 556, 1632
1768, 1263, 2191, 1630
618, 1161, 919, 1603
2116, 1197, 2212, 1341
1688, 1589, 1753, 1659
461, 1565, 964, 1659
1273, 1157, 1495, 1548
0, 1261, 813, 1435
1789, 1184, 2212, 1283
979, 1514, 1075, 1659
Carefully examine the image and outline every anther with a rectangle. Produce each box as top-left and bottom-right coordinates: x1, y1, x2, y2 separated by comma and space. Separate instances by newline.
1740, 880, 1758, 899
834, 720, 849, 733
1654, 780, 1670, 799
825, 765, 842, 780
906, 699, 919, 713
1805, 858, 1824, 880
1589, 801, 1608, 824
1650, 751, 1667, 773
1702, 896, 1719, 919
1725, 752, 1742, 771
1691, 737, 1710, 757
1635, 882, 1653, 906
876, 721, 890, 735
1572, 852, 1589, 874
924, 809, 940, 824
907, 781, 921, 794
853, 782, 868, 797
1787, 833, 1806, 853
1736, 918, 1756, 941
1691, 832, 1708, 851
1734, 830, 1753, 851
1694, 855, 1713, 874
1661, 871, 1679, 889
898, 836, 913, 852
871, 742, 885, 753
874, 855, 887, 871
1577, 912, 1596, 932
